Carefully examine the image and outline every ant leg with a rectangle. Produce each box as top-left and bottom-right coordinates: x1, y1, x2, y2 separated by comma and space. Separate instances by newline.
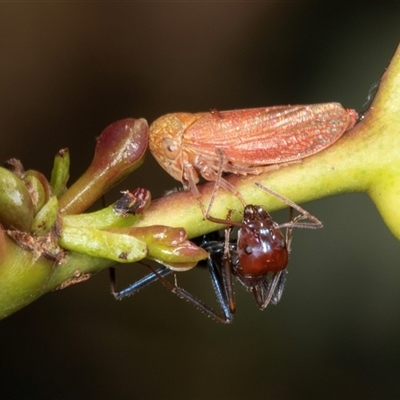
269, 271, 287, 305
256, 271, 284, 310
145, 258, 234, 324
255, 182, 323, 229
222, 225, 236, 314
285, 207, 295, 254
205, 254, 235, 323
109, 266, 173, 300
203, 225, 236, 318
110, 235, 235, 323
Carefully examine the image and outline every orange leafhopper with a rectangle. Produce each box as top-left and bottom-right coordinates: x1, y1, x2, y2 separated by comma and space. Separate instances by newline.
149, 103, 358, 209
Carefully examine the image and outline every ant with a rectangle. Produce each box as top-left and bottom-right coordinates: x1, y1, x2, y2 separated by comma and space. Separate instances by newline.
110, 183, 322, 323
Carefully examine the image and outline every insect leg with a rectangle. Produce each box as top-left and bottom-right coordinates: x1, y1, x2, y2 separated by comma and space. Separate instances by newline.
109, 266, 173, 300
200, 148, 247, 225
110, 232, 236, 323
254, 271, 285, 310
202, 227, 236, 319
204, 147, 226, 219
149, 261, 234, 323
269, 271, 287, 305
284, 206, 295, 254
222, 225, 236, 314
255, 182, 323, 229
182, 159, 208, 215
204, 253, 235, 323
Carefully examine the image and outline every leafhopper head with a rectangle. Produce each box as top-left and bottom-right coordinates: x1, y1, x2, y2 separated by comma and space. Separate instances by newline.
149, 112, 204, 183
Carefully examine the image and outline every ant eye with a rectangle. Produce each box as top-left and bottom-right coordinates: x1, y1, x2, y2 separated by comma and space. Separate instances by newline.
245, 245, 252, 255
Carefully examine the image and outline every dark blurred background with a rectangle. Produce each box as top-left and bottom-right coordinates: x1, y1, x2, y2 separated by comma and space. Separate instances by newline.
1, 3, 400, 399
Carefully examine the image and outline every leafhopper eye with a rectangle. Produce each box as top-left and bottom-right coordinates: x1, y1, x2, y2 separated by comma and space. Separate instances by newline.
162, 139, 180, 160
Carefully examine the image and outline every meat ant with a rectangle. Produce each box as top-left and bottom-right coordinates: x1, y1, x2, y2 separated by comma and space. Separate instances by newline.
110, 183, 322, 323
